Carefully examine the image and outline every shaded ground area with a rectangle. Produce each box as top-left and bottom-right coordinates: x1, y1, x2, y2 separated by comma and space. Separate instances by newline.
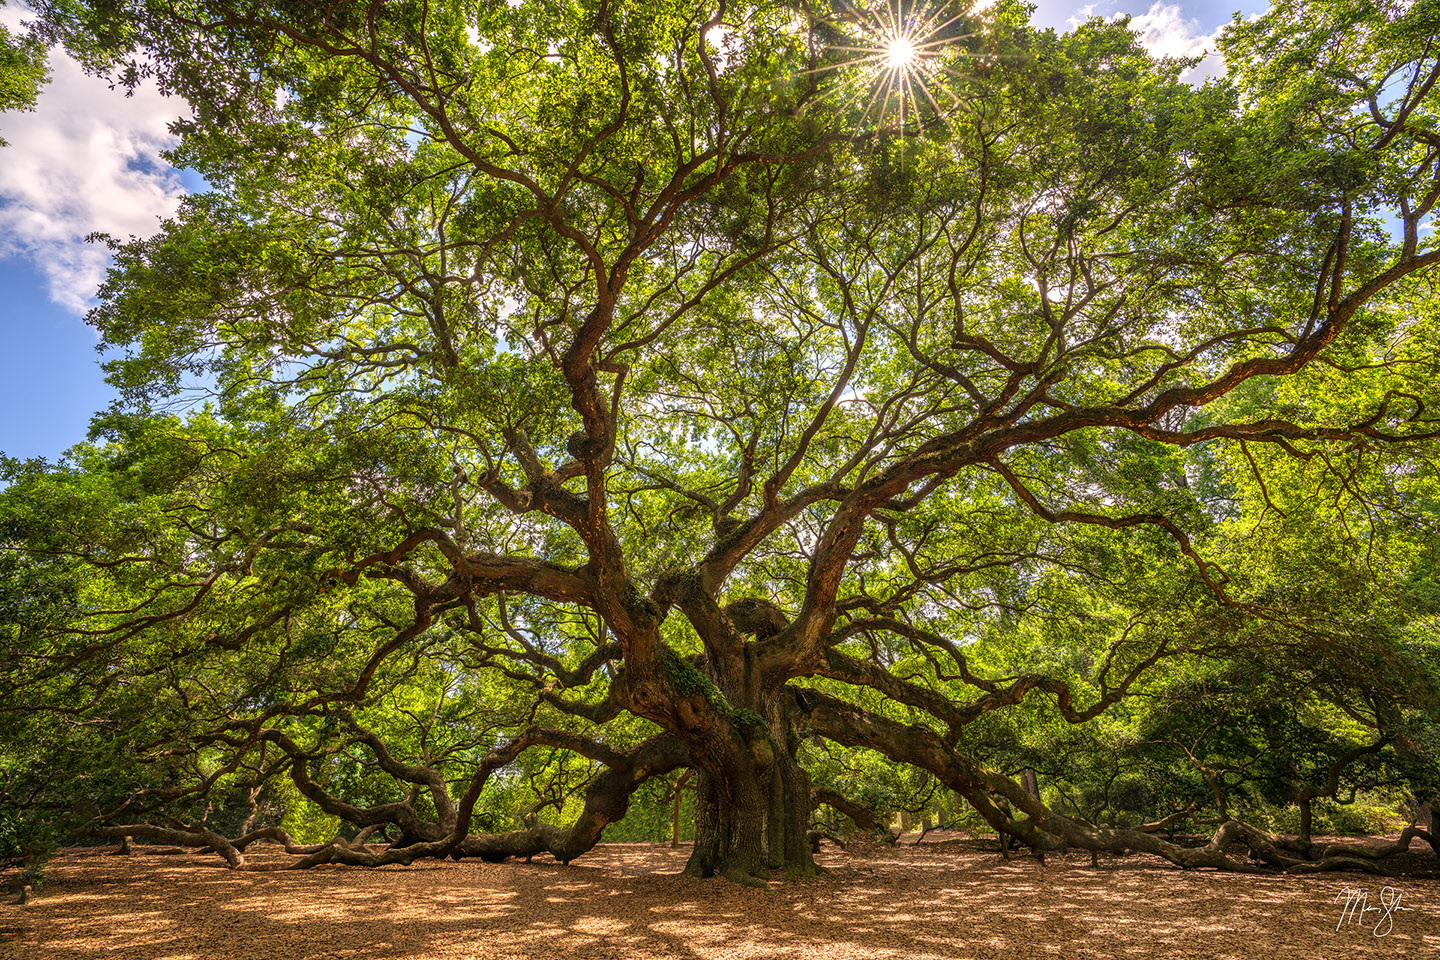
2, 832, 1437, 959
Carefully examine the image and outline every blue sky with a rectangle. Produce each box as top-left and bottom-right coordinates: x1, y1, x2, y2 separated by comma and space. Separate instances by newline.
0, 0, 1266, 462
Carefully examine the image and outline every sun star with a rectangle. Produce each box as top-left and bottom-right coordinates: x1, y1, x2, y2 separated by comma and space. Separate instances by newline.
792, 2, 976, 133
885, 36, 915, 69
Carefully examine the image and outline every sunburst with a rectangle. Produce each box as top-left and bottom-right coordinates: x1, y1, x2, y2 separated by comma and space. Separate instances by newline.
884, 36, 915, 68
793, 1, 976, 136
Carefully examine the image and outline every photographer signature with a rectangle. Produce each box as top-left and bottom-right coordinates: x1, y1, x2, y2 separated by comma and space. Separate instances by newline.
1333, 886, 1414, 937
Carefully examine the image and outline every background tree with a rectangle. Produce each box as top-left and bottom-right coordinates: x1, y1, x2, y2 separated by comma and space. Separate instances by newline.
0, 0, 48, 145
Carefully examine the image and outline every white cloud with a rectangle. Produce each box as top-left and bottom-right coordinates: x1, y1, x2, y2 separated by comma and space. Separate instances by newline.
1065, 3, 1224, 84
1124, 3, 1224, 82
0, 13, 188, 315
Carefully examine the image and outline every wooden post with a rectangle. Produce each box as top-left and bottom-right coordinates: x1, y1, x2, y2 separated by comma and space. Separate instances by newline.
670, 769, 693, 848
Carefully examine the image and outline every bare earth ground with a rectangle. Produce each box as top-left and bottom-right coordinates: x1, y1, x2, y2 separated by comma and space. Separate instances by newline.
2, 832, 1437, 960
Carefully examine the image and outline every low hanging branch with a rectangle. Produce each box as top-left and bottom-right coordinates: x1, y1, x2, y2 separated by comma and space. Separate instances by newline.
801, 689, 1438, 877
811, 787, 898, 844
84, 729, 688, 870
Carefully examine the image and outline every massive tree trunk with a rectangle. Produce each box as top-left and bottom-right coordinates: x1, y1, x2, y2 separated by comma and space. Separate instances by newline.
678, 688, 818, 883
635, 637, 811, 881
619, 591, 819, 884
685, 768, 767, 881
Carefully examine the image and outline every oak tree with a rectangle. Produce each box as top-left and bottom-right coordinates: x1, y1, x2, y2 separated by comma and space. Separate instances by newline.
4, 0, 1440, 880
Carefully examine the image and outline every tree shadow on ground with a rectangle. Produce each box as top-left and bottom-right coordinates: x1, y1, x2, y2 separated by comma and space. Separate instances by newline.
3, 835, 1437, 959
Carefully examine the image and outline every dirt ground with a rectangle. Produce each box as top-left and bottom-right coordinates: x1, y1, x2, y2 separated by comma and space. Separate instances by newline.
1, 832, 1437, 959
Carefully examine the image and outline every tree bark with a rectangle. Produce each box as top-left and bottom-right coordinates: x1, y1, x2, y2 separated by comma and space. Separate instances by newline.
677, 690, 818, 882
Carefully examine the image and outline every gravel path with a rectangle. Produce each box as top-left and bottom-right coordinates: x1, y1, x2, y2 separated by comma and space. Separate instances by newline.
2, 835, 1437, 959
